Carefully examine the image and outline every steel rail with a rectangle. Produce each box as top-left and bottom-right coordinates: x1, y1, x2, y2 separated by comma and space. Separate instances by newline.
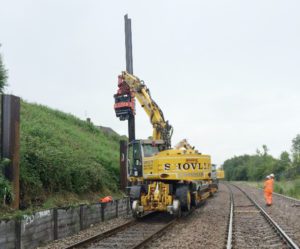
232, 184, 299, 249
131, 207, 195, 248
63, 211, 176, 249
131, 219, 176, 249
257, 187, 300, 203
234, 182, 300, 203
64, 219, 136, 249
224, 183, 233, 249
272, 191, 300, 202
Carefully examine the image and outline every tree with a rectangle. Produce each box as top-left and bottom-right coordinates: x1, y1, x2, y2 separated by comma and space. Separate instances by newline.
292, 135, 300, 161
223, 146, 277, 181
291, 134, 300, 175
273, 151, 291, 179
0, 44, 8, 93
262, 144, 268, 156
223, 155, 250, 181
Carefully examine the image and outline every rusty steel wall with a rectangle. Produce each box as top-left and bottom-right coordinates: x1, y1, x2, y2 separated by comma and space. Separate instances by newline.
1, 94, 20, 209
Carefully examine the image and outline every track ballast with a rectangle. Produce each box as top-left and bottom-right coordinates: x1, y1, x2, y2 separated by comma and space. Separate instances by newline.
225, 183, 299, 249
64, 212, 175, 249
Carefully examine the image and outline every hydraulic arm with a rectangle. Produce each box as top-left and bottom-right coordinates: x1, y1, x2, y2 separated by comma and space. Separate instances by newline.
114, 71, 173, 148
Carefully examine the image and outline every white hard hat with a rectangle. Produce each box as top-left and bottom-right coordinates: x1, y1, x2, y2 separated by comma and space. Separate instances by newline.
270, 173, 275, 178
266, 175, 270, 179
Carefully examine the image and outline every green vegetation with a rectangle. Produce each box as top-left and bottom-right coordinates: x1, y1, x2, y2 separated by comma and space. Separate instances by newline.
224, 135, 300, 198
0, 46, 11, 207
0, 51, 123, 214
0, 159, 12, 205
0, 44, 7, 92
19, 101, 123, 209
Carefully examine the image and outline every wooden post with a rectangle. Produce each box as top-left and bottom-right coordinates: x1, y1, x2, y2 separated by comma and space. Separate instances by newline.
116, 199, 119, 218
53, 208, 58, 240
101, 203, 105, 221
79, 205, 84, 230
120, 140, 128, 191
15, 219, 21, 249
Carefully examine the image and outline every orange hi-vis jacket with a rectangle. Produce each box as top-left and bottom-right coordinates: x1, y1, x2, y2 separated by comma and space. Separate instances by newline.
264, 179, 273, 193
264, 179, 274, 205
99, 196, 113, 203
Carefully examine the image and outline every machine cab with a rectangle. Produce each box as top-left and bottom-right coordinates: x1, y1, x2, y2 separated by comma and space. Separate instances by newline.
211, 164, 217, 180
127, 139, 165, 178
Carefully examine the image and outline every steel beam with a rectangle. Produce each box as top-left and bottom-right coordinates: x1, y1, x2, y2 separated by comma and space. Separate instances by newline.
1, 94, 20, 209
119, 140, 128, 191
124, 14, 133, 74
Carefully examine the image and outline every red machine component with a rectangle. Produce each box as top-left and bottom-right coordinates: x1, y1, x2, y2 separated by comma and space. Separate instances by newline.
114, 75, 135, 121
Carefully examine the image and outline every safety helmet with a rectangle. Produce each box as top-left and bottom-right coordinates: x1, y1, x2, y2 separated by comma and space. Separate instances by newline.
270, 173, 275, 178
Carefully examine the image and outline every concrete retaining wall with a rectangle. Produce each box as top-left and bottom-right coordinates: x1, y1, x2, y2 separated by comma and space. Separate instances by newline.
0, 219, 16, 249
21, 209, 54, 249
0, 197, 130, 249
57, 207, 80, 239
82, 203, 102, 229
103, 201, 117, 221
118, 198, 128, 217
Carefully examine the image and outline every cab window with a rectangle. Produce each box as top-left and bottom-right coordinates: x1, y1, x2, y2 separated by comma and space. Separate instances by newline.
128, 142, 143, 177
142, 144, 159, 157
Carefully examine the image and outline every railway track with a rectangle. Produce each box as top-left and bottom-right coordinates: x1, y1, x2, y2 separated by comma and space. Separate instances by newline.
64, 212, 176, 249
225, 183, 299, 249
254, 186, 300, 204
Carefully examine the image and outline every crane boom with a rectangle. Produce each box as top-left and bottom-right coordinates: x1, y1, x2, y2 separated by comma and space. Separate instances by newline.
114, 71, 173, 148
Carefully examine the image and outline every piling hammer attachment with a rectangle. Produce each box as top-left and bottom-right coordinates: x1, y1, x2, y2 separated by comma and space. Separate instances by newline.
114, 75, 135, 121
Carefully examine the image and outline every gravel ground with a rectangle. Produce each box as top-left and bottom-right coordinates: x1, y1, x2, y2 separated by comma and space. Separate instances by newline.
236, 183, 300, 246
37, 215, 133, 249
143, 184, 230, 249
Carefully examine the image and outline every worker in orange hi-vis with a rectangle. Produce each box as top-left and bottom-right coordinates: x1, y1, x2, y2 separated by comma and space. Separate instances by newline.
99, 196, 113, 203
264, 175, 274, 206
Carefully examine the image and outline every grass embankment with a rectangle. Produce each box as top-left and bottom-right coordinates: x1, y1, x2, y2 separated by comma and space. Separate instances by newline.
1, 101, 124, 218
242, 179, 300, 199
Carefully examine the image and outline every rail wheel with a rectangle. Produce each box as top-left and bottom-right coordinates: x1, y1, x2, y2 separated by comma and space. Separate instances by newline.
132, 200, 142, 218
172, 199, 181, 217
192, 192, 201, 208
176, 185, 191, 211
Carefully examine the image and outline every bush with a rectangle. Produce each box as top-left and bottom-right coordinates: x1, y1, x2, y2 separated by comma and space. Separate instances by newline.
20, 101, 121, 208
0, 159, 13, 205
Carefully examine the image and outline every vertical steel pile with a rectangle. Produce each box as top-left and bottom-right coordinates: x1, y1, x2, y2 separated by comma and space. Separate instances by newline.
1, 94, 20, 209
124, 14, 135, 142
120, 14, 134, 191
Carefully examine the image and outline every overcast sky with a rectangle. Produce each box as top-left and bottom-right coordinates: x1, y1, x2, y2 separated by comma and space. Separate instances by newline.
1, 0, 299, 165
